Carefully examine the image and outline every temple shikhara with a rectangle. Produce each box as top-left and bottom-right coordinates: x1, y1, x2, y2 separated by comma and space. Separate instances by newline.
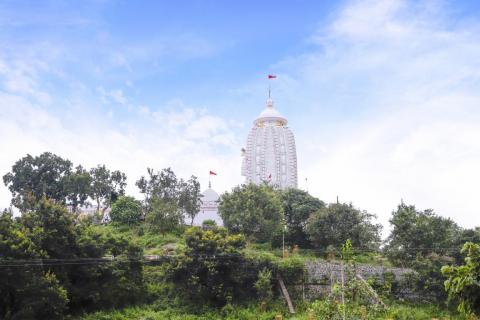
193, 92, 298, 226
241, 96, 298, 189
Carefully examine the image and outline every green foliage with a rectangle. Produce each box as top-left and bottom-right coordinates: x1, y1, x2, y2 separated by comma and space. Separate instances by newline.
1, 198, 144, 317
385, 203, 460, 267
3, 152, 127, 215
219, 184, 283, 242
3, 152, 73, 211
110, 196, 143, 225
202, 219, 217, 227
341, 239, 354, 263
276, 256, 305, 284
78, 302, 467, 320
306, 203, 381, 251
254, 268, 273, 302
137, 168, 179, 206
89, 164, 127, 214
179, 176, 202, 225
137, 167, 201, 226
146, 197, 183, 234
168, 227, 257, 306
63, 165, 92, 213
442, 242, 480, 316
0, 210, 69, 320
280, 188, 325, 247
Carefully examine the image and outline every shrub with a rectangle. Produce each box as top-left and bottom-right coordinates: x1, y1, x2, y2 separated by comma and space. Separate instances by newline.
254, 268, 273, 303
442, 242, 480, 316
110, 196, 143, 225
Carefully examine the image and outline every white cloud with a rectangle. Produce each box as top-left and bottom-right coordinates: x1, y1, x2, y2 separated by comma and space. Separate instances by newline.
279, 0, 480, 233
0, 91, 242, 212
2, 0, 480, 239
97, 86, 127, 105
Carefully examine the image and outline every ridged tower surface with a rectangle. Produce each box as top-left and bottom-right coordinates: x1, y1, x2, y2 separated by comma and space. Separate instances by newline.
241, 98, 298, 189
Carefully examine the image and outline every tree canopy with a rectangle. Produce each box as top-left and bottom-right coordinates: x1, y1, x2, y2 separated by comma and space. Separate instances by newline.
385, 203, 461, 266
306, 202, 382, 250
109, 196, 143, 225
280, 188, 325, 247
3, 152, 72, 211
219, 184, 283, 242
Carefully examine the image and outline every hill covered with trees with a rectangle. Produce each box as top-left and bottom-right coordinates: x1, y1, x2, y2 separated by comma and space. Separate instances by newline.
1, 152, 479, 319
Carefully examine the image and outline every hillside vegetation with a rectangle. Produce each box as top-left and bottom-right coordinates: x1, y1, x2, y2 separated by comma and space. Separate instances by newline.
1, 152, 479, 319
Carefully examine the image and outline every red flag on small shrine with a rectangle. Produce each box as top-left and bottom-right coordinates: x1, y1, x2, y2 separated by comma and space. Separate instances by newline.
268, 74, 277, 79
209, 171, 217, 176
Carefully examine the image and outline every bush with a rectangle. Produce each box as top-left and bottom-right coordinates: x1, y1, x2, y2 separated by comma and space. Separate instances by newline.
146, 198, 183, 234
219, 184, 283, 243
254, 268, 273, 303
306, 203, 381, 251
442, 242, 480, 316
110, 196, 143, 225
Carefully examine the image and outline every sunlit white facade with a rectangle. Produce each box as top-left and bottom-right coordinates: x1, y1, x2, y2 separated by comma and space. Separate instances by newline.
241, 98, 298, 189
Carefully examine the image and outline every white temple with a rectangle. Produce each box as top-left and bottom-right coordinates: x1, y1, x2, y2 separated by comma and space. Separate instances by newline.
241, 97, 298, 189
192, 182, 223, 226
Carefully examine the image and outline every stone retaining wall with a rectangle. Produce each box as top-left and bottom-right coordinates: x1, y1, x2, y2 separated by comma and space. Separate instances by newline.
304, 260, 412, 284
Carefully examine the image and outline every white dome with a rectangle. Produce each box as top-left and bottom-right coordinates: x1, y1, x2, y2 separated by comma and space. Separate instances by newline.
202, 188, 219, 202
254, 99, 288, 126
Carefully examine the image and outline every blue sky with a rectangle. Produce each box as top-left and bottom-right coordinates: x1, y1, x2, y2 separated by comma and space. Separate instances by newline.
1, 0, 480, 233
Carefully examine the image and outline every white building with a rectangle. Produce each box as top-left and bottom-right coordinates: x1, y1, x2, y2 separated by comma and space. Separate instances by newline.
241, 97, 298, 189
192, 182, 223, 226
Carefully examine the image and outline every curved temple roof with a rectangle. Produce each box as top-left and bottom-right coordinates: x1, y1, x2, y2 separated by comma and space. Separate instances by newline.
254, 98, 288, 126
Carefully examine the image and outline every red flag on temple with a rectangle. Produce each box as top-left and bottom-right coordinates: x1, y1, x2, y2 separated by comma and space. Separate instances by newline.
268, 74, 277, 79
209, 171, 217, 176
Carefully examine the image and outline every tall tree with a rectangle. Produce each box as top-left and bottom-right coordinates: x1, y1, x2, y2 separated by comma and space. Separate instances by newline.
306, 202, 382, 251
136, 168, 179, 211
89, 165, 127, 214
0, 209, 68, 320
219, 184, 283, 242
18, 198, 144, 314
384, 203, 460, 266
3, 152, 72, 211
145, 197, 183, 234
178, 176, 202, 225
280, 188, 325, 247
63, 165, 91, 213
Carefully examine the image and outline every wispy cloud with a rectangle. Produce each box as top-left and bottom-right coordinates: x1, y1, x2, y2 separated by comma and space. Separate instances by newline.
277, 0, 480, 232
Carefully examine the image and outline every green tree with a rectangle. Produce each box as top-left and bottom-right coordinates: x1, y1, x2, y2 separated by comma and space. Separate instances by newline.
3, 152, 72, 211
178, 175, 202, 225
219, 184, 283, 242
0, 209, 68, 319
89, 164, 127, 214
146, 197, 183, 234
136, 168, 179, 211
254, 268, 273, 303
168, 227, 249, 306
442, 242, 480, 316
18, 198, 144, 313
385, 203, 460, 267
63, 165, 91, 213
109, 196, 143, 225
306, 202, 381, 250
279, 188, 325, 247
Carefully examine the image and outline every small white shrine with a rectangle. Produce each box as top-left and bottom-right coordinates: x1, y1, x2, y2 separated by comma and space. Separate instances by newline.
192, 182, 223, 226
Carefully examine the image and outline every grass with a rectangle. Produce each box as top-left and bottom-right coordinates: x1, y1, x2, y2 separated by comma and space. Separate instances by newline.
97, 224, 184, 255
76, 301, 467, 320
78, 225, 467, 320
